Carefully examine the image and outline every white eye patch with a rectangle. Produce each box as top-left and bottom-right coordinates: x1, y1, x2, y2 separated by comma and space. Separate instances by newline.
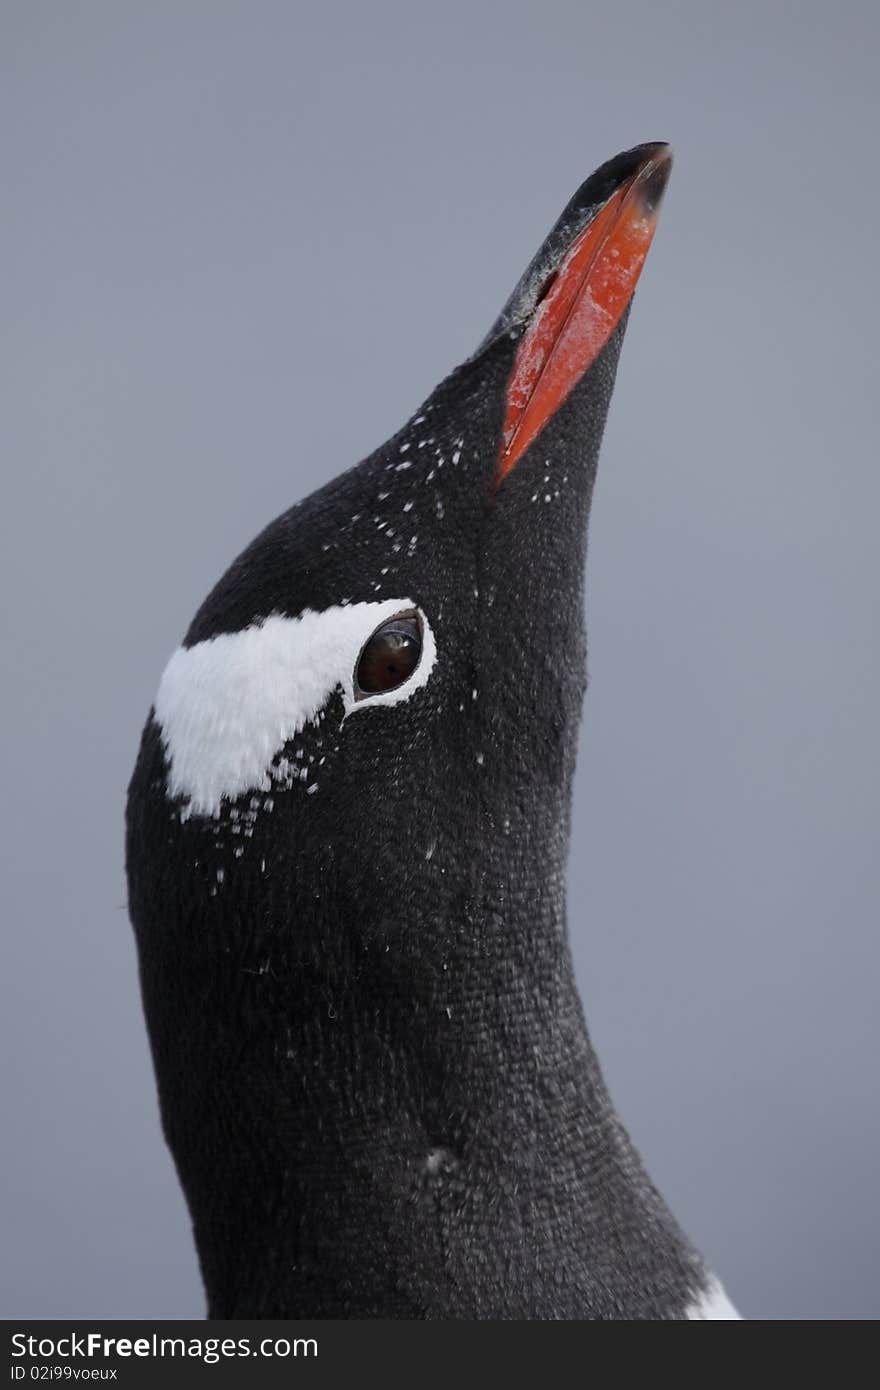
154, 599, 436, 819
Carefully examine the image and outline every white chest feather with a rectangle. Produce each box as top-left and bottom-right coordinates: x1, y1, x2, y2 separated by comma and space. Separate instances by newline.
686, 1276, 742, 1319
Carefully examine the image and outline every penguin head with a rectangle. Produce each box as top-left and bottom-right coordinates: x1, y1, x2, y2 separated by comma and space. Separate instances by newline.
128, 144, 670, 988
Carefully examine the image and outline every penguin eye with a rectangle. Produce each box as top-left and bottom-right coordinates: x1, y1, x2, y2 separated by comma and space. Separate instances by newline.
355, 612, 422, 697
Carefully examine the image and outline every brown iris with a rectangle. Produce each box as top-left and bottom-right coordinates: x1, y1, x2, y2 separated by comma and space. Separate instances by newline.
355, 611, 422, 697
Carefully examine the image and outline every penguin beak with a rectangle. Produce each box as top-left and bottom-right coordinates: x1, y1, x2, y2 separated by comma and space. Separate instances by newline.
496, 144, 672, 487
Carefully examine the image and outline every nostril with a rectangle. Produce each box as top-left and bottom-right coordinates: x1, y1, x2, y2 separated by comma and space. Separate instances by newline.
535, 270, 558, 306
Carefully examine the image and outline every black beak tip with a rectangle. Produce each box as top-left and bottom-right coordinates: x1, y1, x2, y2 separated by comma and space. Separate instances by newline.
636, 146, 673, 217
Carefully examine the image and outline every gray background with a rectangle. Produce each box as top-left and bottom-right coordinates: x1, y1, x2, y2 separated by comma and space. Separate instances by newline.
2, 0, 877, 1321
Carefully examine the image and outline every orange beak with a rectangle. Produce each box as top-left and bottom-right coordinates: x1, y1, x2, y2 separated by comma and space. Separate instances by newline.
496, 144, 672, 488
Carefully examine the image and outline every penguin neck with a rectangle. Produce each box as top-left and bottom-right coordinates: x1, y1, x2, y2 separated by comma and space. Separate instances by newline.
187, 842, 696, 1318
406, 833, 622, 1179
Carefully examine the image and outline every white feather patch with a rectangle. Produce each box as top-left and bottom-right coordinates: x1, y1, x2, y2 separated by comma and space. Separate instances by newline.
686, 1276, 742, 1319
154, 599, 436, 819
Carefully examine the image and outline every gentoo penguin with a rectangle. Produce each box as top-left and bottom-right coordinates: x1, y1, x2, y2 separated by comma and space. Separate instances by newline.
127, 143, 740, 1320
